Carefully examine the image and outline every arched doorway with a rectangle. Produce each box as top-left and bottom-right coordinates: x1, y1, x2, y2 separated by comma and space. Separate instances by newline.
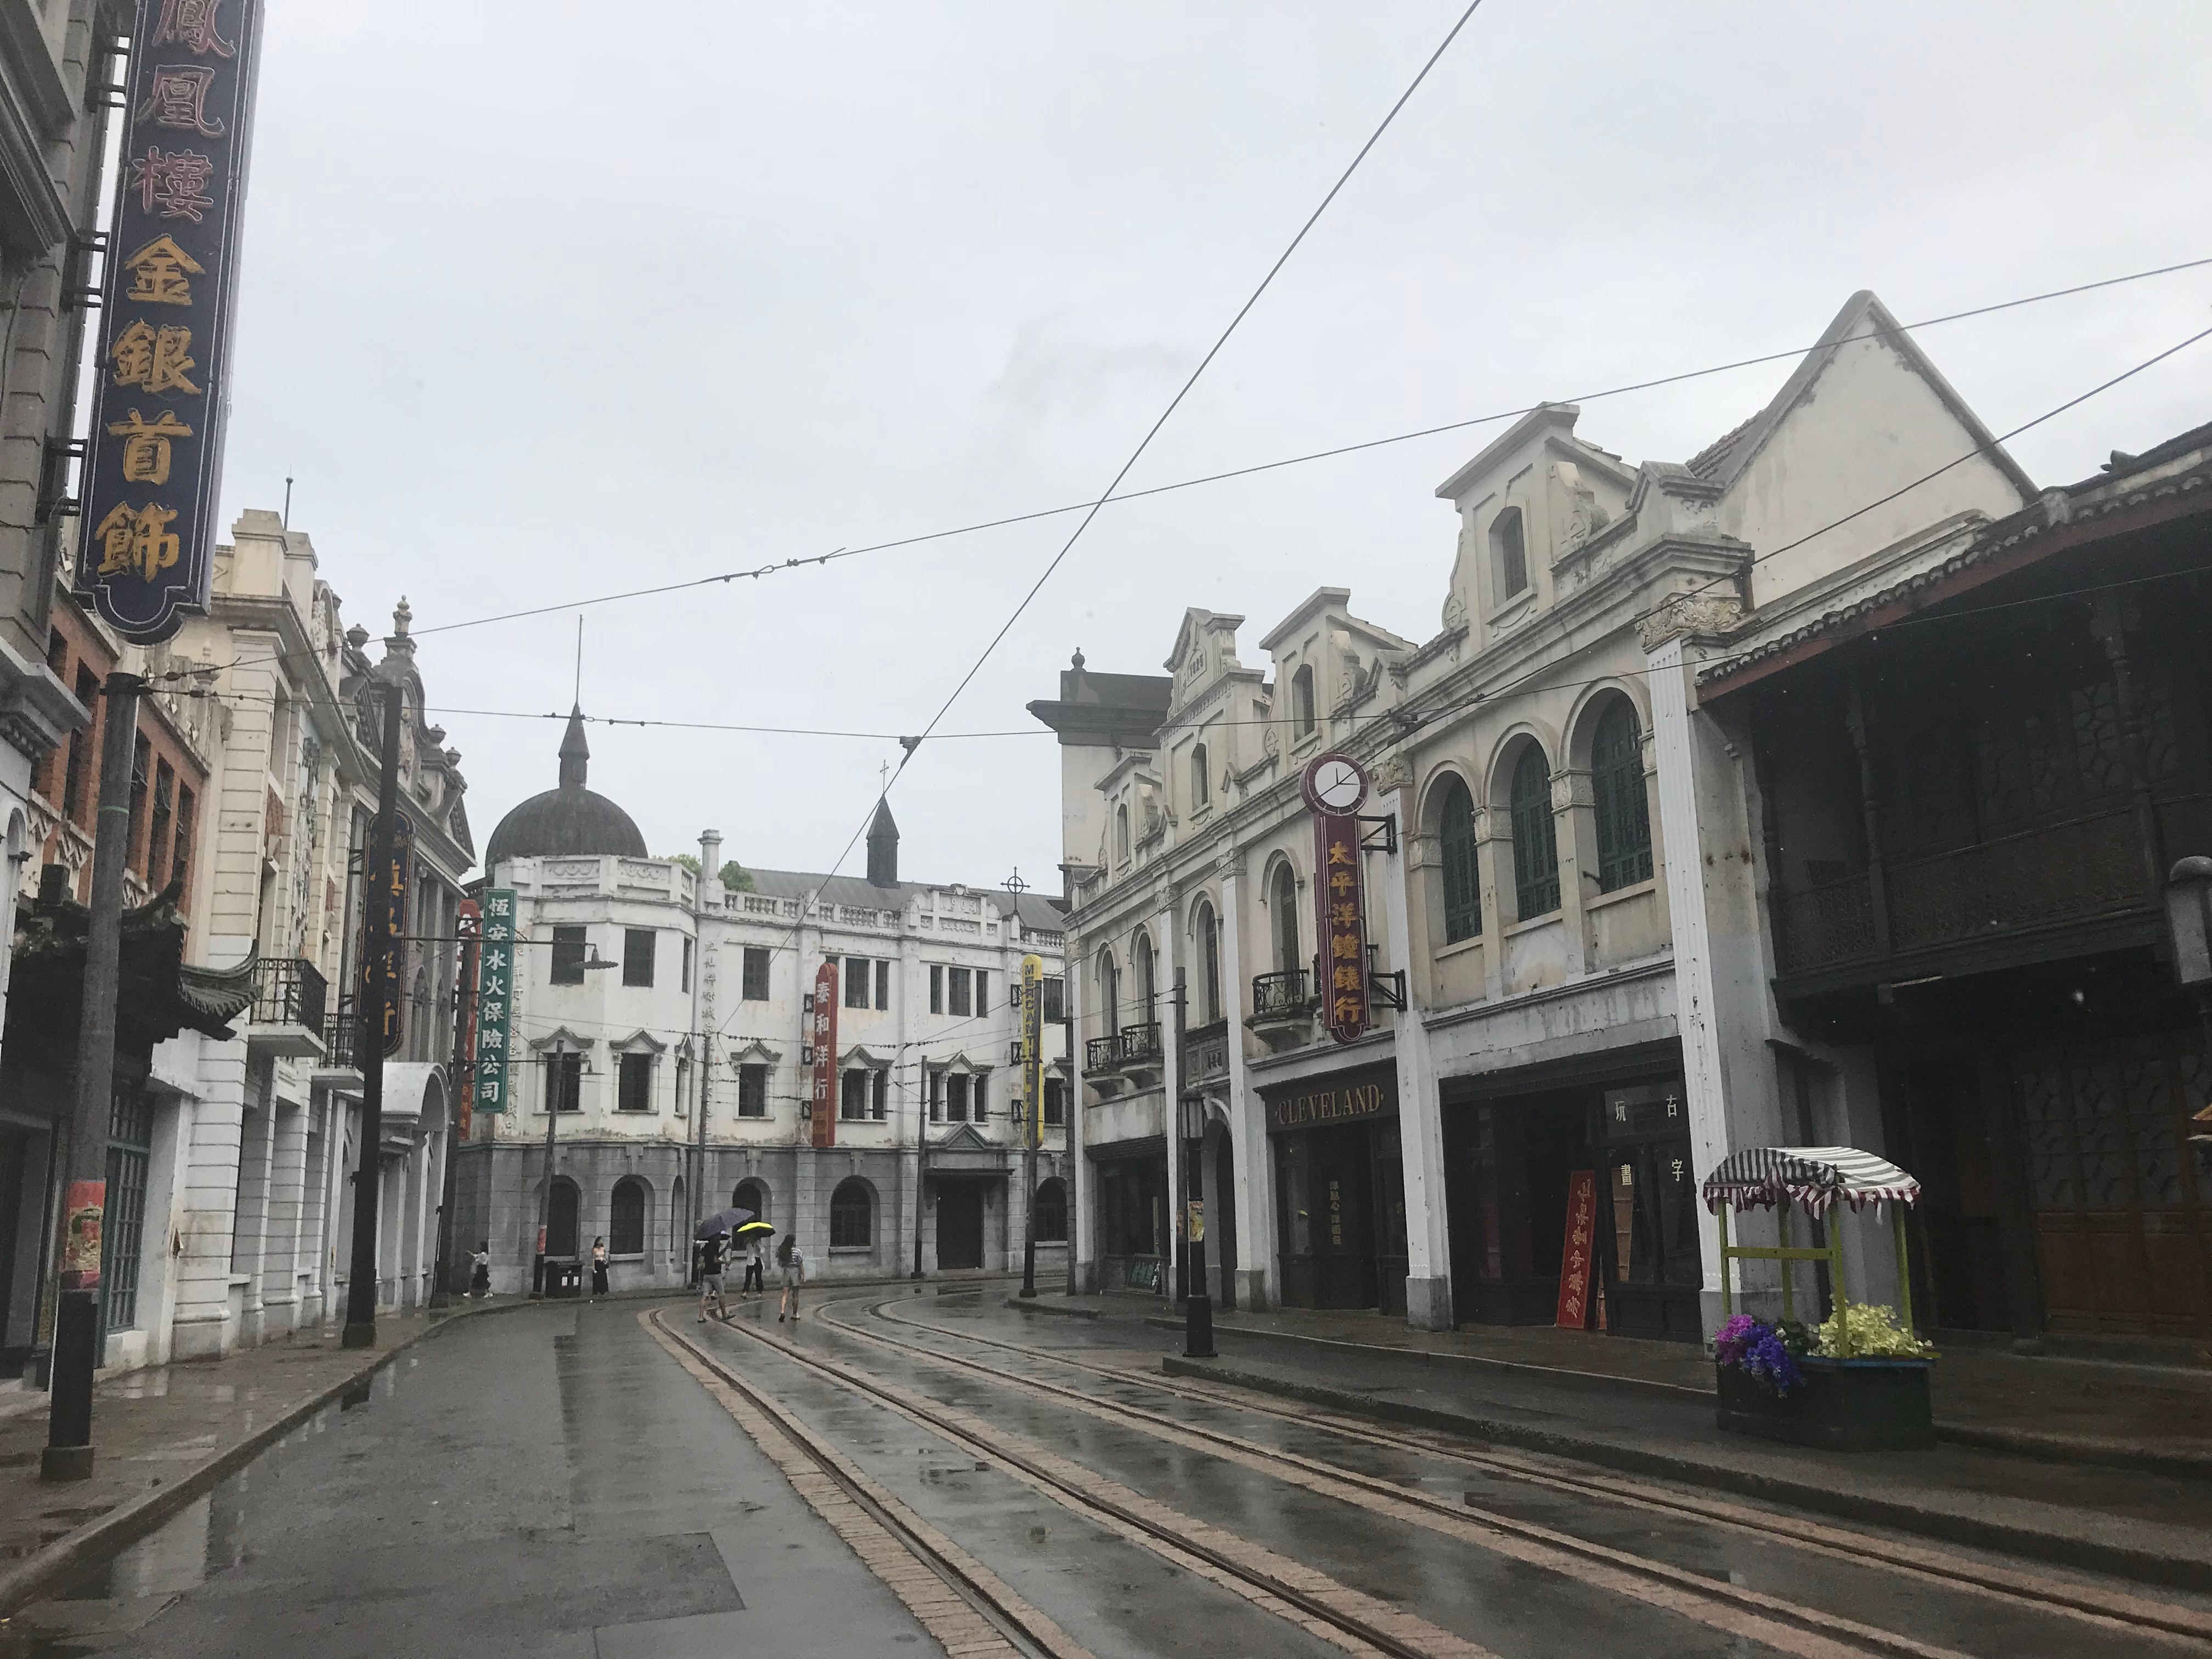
733, 1178, 768, 1222
548, 1177, 580, 1258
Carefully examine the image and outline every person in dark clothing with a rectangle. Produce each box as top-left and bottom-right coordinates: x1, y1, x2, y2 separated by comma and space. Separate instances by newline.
590, 1236, 610, 1300
469, 1242, 492, 1299
697, 1233, 730, 1322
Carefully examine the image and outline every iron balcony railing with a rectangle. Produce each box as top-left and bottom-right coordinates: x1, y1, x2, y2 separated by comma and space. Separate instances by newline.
1250, 968, 1312, 1019
1084, 1022, 1162, 1073
323, 1006, 360, 1067
251, 957, 328, 1033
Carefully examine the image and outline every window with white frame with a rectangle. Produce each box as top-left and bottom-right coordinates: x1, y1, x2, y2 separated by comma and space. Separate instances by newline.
737, 1064, 768, 1117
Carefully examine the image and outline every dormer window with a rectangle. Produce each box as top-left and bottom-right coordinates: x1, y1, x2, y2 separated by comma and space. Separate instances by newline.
1292, 665, 1316, 736
1191, 743, 1209, 808
1491, 506, 1528, 601
1115, 803, 1131, 863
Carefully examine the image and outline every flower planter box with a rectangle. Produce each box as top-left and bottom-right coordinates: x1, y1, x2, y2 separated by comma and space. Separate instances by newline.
1715, 1356, 1934, 1452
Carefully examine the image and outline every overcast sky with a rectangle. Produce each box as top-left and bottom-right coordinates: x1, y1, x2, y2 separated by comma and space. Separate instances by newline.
212, 2, 2212, 891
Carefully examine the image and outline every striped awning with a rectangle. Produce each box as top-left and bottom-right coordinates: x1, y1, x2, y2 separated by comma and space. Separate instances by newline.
1701, 1146, 1920, 1216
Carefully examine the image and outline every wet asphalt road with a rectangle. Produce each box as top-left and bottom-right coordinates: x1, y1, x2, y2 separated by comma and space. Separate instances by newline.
8, 1289, 2209, 1657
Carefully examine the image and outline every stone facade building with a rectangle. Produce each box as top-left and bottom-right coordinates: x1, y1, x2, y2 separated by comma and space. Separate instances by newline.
454, 724, 1071, 1294
1038, 292, 2040, 1338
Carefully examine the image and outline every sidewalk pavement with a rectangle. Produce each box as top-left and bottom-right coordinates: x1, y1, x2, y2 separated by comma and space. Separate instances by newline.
1005, 1291, 2212, 1590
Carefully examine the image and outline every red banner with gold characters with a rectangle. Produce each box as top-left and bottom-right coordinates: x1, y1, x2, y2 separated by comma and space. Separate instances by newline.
60, 1180, 105, 1291
810, 961, 839, 1148
1314, 812, 1370, 1042
1555, 1168, 1598, 1329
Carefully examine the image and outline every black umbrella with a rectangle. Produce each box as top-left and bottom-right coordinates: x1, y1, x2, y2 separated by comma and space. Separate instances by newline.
696, 1206, 755, 1240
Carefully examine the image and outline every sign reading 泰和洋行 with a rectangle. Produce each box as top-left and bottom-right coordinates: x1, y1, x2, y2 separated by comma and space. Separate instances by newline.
1555, 1168, 1599, 1330
1021, 953, 1044, 1146
475, 890, 517, 1114
1263, 1070, 1397, 1134
75, 0, 266, 645
363, 811, 413, 1059
810, 961, 838, 1148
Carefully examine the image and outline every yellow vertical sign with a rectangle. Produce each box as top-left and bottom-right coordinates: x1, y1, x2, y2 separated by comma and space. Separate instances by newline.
1021, 953, 1044, 1145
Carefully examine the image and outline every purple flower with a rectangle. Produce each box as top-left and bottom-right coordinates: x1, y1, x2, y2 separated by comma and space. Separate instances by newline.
1713, 1314, 1802, 1396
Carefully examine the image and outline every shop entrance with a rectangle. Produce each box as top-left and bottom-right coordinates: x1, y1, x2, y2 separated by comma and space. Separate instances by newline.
1596, 1085, 1702, 1340
1097, 1150, 1167, 1293
1266, 1066, 1406, 1314
937, 1182, 984, 1270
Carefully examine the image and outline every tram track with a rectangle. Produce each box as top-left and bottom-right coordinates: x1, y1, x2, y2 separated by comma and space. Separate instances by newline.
822, 1291, 2212, 1656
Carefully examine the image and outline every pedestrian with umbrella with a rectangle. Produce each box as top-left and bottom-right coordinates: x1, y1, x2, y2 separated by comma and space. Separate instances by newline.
693, 1206, 753, 1323
737, 1219, 774, 1298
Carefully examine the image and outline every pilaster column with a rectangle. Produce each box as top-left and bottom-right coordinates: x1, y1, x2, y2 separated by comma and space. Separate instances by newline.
170, 1038, 247, 1359
1069, 950, 1097, 1293
1156, 891, 1182, 1300
259, 1093, 308, 1334
1218, 856, 1274, 1310
1377, 784, 1451, 1330
232, 1061, 275, 1345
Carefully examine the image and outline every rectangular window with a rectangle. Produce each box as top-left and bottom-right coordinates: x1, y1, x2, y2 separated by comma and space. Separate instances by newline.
544, 1051, 582, 1112
737, 1064, 768, 1117
946, 1073, 969, 1123
841, 1069, 867, 1120
975, 970, 990, 1012
128, 734, 149, 872
874, 958, 890, 1009
742, 946, 770, 1001
623, 928, 656, 987
148, 760, 174, 892
870, 1068, 887, 1120
844, 957, 870, 1008
1044, 1076, 1066, 1127
949, 968, 972, 1017
929, 964, 943, 1013
681, 937, 694, 992
102, 1087, 153, 1330
170, 786, 195, 901
617, 1052, 653, 1111
1042, 976, 1065, 1024
675, 1056, 691, 1118
65, 666, 97, 823
550, 926, 587, 985
973, 1073, 987, 1122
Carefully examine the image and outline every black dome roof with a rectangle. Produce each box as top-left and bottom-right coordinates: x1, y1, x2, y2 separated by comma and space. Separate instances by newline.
484, 707, 647, 868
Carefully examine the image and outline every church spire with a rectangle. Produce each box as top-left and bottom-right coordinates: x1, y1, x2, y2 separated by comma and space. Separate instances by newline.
557, 703, 589, 789
866, 795, 899, 888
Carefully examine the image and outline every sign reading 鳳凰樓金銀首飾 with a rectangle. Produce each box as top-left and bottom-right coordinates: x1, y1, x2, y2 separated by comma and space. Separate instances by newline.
75, 0, 266, 644
475, 890, 516, 1114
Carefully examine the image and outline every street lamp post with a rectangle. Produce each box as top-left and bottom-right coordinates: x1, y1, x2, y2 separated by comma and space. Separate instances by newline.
1176, 968, 1214, 1358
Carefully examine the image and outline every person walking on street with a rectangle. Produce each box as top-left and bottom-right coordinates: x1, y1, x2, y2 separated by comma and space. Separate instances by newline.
777, 1234, 805, 1323
698, 1232, 730, 1323
743, 1235, 765, 1298
470, 1242, 492, 1300
590, 1237, 610, 1301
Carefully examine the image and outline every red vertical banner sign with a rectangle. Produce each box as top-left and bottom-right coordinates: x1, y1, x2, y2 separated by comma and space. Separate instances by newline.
1555, 1168, 1598, 1329
810, 961, 839, 1148
1314, 813, 1370, 1043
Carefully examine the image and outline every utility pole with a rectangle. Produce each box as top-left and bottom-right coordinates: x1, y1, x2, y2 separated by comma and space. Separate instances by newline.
532, 1033, 565, 1296
343, 682, 403, 1348
42, 673, 142, 1482
1177, 967, 1214, 1358
431, 902, 481, 1308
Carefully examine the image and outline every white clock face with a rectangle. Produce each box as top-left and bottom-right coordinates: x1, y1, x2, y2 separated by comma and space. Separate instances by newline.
1312, 758, 1365, 812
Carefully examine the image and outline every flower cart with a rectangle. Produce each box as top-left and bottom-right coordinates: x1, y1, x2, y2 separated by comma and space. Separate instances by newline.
1703, 1146, 1936, 1453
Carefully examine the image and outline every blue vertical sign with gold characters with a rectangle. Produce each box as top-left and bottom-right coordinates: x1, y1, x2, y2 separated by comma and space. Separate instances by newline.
74, 0, 264, 644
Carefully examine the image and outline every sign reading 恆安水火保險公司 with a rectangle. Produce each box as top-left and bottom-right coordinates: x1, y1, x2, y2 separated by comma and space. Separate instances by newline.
474, 889, 516, 1113
74, 0, 265, 645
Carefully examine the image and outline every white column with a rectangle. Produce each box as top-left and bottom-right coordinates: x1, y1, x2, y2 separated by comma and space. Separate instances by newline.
1156, 896, 1182, 1300
231, 1062, 275, 1346
170, 1038, 247, 1359
259, 1093, 308, 1335
1377, 785, 1451, 1330
1218, 857, 1275, 1310
1069, 946, 1096, 1293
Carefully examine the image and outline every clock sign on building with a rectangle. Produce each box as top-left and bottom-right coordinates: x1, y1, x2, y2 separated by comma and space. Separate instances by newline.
1301, 752, 1371, 1043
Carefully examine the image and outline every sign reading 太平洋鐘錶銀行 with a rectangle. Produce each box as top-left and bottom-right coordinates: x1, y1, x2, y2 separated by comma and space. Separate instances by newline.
74, 0, 266, 645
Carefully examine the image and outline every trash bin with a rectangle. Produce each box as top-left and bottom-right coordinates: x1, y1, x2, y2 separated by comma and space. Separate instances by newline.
548, 1259, 584, 1299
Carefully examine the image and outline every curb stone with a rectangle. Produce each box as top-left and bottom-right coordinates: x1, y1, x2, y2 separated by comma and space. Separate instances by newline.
1003, 1297, 1099, 1320
1161, 1355, 2212, 1595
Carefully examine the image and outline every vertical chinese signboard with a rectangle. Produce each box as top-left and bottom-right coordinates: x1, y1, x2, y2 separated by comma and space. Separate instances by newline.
1300, 753, 1373, 1045
1020, 953, 1044, 1145
365, 811, 413, 1058
1555, 1168, 1598, 1329
474, 889, 516, 1115
75, 0, 266, 644
809, 961, 838, 1148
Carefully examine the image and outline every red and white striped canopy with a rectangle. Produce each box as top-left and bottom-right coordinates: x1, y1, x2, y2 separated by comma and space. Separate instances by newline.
1701, 1146, 1920, 1216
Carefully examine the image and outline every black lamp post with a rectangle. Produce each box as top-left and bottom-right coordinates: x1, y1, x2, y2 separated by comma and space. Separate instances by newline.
1178, 1085, 1215, 1358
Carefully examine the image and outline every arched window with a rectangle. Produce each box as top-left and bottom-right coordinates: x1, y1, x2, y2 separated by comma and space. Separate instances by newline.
548, 1177, 580, 1257
1592, 699, 1652, 891
1098, 949, 1119, 1035
1191, 743, 1209, 808
1491, 506, 1528, 600
1291, 665, 1316, 736
1034, 1177, 1068, 1243
609, 1177, 647, 1255
733, 1178, 768, 1221
1194, 900, 1221, 1024
1115, 803, 1130, 862
1132, 929, 1155, 1018
1271, 861, 1301, 975
830, 1178, 874, 1248
1438, 776, 1481, 944
1509, 743, 1561, 919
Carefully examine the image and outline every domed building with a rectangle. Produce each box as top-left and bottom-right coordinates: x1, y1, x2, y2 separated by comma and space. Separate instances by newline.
483, 706, 647, 867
